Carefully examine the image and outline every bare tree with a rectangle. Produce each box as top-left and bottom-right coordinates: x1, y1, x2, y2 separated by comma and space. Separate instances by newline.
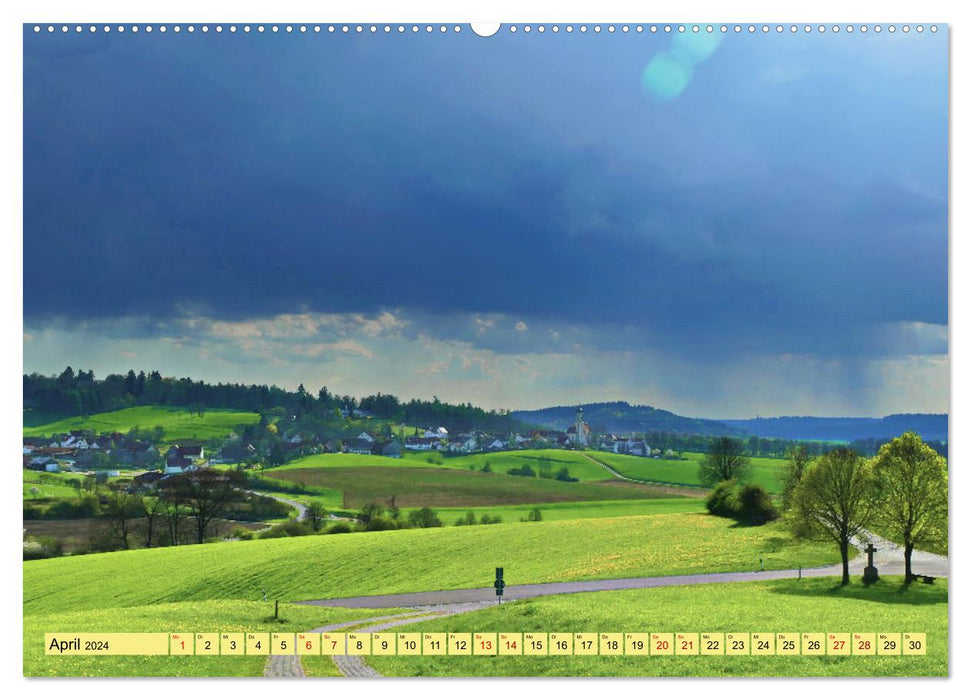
699, 437, 751, 486
101, 490, 143, 550
164, 468, 243, 544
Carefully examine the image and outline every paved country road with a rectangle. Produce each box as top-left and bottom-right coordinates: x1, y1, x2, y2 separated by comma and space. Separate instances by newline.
296, 530, 947, 610
249, 491, 308, 520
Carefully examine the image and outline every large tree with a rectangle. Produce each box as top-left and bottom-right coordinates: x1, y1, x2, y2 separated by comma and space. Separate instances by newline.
870, 432, 948, 581
791, 448, 875, 585
699, 437, 751, 486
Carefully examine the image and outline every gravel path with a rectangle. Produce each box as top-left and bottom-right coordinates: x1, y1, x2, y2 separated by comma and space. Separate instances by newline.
249, 490, 308, 520
263, 653, 306, 677
311, 604, 491, 678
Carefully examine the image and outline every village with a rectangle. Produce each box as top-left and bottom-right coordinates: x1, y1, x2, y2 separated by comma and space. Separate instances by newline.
24, 408, 660, 485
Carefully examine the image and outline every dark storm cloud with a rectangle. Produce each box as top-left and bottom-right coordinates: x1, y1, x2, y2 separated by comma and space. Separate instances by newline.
23, 27, 947, 362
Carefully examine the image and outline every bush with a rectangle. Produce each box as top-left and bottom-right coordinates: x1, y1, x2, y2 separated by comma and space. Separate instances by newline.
521, 507, 543, 522
44, 492, 100, 519
22, 540, 47, 560
259, 520, 314, 539
736, 484, 779, 525
454, 511, 477, 526
22, 536, 62, 560
326, 522, 352, 534
705, 480, 740, 518
555, 467, 578, 482
362, 516, 399, 532
705, 480, 779, 526
480, 514, 503, 525
358, 503, 384, 525
507, 464, 536, 477
228, 526, 255, 541
481, 464, 492, 473
408, 507, 443, 528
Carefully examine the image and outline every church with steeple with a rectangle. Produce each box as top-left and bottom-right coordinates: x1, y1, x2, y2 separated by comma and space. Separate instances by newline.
566, 406, 590, 446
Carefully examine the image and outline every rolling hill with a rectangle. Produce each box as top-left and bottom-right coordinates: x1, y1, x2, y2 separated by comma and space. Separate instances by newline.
512, 402, 739, 436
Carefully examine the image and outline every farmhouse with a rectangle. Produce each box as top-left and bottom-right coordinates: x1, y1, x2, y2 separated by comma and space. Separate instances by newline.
129, 470, 165, 492
405, 436, 441, 451
164, 457, 194, 474
342, 438, 375, 455
117, 443, 159, 466
27, 456, 59, 472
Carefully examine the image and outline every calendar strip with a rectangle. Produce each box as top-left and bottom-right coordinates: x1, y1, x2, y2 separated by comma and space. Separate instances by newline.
45, 632, 927, 656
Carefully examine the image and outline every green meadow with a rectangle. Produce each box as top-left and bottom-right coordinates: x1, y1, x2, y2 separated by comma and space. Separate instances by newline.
23, 481, 79, 500
24, 406, 260, 441
267, 466, 678, 508
401, 498, 707, 524
24, 600, 403, 677
594, 451, 788, 494
277, 449, 612, 482
370, 577, 947, 677
25, 513, 843, 616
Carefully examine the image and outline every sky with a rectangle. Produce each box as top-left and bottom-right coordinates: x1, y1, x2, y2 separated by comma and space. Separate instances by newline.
22, 25, 948, 417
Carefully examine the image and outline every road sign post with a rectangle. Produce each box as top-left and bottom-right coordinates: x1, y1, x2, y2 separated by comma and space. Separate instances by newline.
494, 567, 505, 604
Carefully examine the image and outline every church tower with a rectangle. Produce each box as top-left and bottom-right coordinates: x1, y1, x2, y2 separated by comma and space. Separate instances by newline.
574, 407, 587, 446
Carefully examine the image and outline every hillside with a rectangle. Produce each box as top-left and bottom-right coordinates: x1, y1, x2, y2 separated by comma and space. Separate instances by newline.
512, 402, 739, 436
718, 413, 948, 442
23, 406, 260, 441
23, 513, 841, 616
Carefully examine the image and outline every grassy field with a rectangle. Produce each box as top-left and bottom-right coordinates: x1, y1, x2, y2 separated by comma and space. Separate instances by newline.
445, 450, 612, 481
23, 482, 78, 499
594, 452, 787, 494
24, 513, 844, 616
267, 467, 679, 508
275, 449, 613, 482
277, 452, 442, 470
368, 576, 946, 677
401, 498, 707, 524
24, 406, 260, 441
24, 600, 403, 677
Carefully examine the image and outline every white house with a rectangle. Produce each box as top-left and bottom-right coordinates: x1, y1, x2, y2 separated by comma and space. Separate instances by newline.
487, 439, 507, 450
405, 437, 440, 451
357, 432, 375, 443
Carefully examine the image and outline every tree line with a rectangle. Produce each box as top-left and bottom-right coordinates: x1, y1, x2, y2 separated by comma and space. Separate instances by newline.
24, 367, 526, 433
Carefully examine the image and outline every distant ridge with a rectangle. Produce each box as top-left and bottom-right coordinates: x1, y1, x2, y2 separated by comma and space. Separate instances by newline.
512, 401, 740, 436
513, 402, 947, 443
718, 414, 948, 442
